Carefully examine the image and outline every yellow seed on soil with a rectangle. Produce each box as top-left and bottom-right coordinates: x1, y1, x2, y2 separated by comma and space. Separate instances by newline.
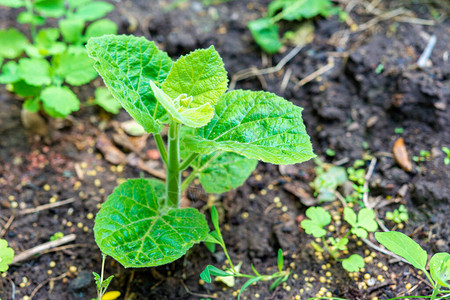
87, 148, 93, 154
364, 273, 371, 280
299, 288, 304, 293
97, 203, 102, 209
19, 282, 26, 288
377, 262, 383, 268
267, 184, 274, 190
116, 165, 124, 173
260, 189, 267, 195
116, 178, 126, 185
94, 179, 101, 187
321, 265, 327, 270
66, 221, 73, 227
11, 202, 18, 208
356, 240, 363, 246
328, 225, 335, 231
295, 295, 301, 300
350, 24, 359, 32
255, 293, 260, 298
418, 270, 423, 275
347, 202, 354, 208
99, 188, 105, 194
77, 222, 83, 228
293, 274, 298, 279
377, 275, 384, 281
326, 271, 332, 277
284, 285, 291, 291
49, 261, 56, 268
43, 184, 51, 191
364, 256, 373, 263
273, 196, 280, 203
69, 266, 77, 273
87, 213, 94, 220
87, 170, 97, 176
320, 287, 326, 292
364, 249, 370, 256
22, 297, 30, 300
398, 223, 404, 229
372, 297, 379, 300
275, 202, 282, 208
198, 279, 205, 285
405, 283, 412, 290
319, 276, 326, 283
360, 268, 366, 272
83, 226, 89, 232
49, 195, 57, 203
110, 166, 117, 172
343, 249, 349, 255
303, 270, 308, 274
241, 212, 249, 219
281, 206, 288, 212
249, 194, 255, 199
80, 162, 88, 169
255, 174, 262, 181
102, 291, 121, 300
232, 291, 238, 297
326, 292, 332, 297
382, 266, 388, 271
73, 181, 81, 191
8, 195, 15, 201
290, 262, 295, 269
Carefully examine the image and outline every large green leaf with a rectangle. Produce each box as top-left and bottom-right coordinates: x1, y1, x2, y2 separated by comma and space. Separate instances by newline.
150, 81, 214, 128
74, 1, 114, 21
54, 50, 98, 86
430, 253, 450, 288
375, 231, 428, 270
0, 0, 25, 8
248, 18, 282, 54
35, 0, 65, 18
59, 18, 85, 44
84, 19, 118, 41
0, 28, 29, 59
41, 86, 80, 117
162, 46, 228, 108
86, 35, 173, 133
183, 90, 315, 165
191, 152, 257, 194
18, 58, 51, 86
94, 178, 209, 267
0, 61, 21, 84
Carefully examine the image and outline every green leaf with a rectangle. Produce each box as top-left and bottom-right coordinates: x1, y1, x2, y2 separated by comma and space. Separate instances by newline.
93, 272, 101, 290
17, 12, 46, 25
53, 50, 98, 86
357, 208, 378, 232
25, 28, 66, 58
35, 0, 65, 18
0, 28, 29, 59
150, 81, 214, 128
343, 207, 357, 228
430, 253, 450, 288
190, 152, 257, 194
101, 275, 114, 290
268, 0, 337, 21
183, 90, 315, 165
18, 58, 51, 86
0, 0, 24, 7
342, 254, 364, 272
94, 178, 209, 267
210, 206, 220, 233
94, 87, 121, 114
11, 81, 41, 97
86, 35, 173, 133
0, 239, 15, 272
300, 206, 331, 238
0, 61, 21, 84
200, 265, 234, 283
59, 18, 85, 44
84, 19, 118, 41
23, 98, 41, 112
74, 1, 114, 21
248, 18, 282, 54
375, 231, 428, 270
162, 46, 228, 108
277, 248, 284, 272
270, 275, 288, 291
238, 277, 261, 300
67, 0, 91, 9
41, 86, 80, 118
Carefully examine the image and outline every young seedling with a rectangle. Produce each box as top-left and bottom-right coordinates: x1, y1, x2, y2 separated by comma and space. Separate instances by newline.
301, 205, 378, 272
49, 231, 64, 241
85, 34, 315, 286
412, 149, 431, 163
385, 205, 409, 225
442, 146, 450, 165
200, 207, 290, 299
92, 254, 119, 300
248, 0, 341, 53
0, 0, 118, 118
310, 158, 347, 202
375, 231, 450, 299
0, 239, 15, 273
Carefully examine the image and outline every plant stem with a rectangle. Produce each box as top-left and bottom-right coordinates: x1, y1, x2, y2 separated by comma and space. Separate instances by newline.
179, 153, 199, 171
430, 284, 441, 300
166, 120, 181, 208
154, 133, 168, 165
99, 254, 106, 300
25, 0, 37, 42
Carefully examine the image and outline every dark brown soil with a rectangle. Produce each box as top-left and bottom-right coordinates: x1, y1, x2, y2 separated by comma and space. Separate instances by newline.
0, 1, 449, 300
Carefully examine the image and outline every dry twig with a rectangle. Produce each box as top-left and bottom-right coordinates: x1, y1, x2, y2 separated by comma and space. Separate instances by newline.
19, 198, 75, 215
30, 272, 67, 300
294, 58, 335, 90
0, 215, 14, 238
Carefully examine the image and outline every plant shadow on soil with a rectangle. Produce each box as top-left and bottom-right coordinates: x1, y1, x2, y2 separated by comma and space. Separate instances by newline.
0, 0, 449, 299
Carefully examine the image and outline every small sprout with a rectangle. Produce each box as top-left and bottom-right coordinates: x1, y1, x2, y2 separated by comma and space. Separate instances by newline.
325, 148, 336, 157
442, 147, 450, 165
394, 127, 404, 134
49, 232, 64, 242
375, 64, 384, 74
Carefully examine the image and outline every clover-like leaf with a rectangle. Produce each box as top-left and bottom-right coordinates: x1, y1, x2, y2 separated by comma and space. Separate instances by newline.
94, 178, 209, 267
343, 207, 357, 228
301, 206, 331, 238
94, 87, 121, 114
18, 58, 51, 86
183, 89, 315, 165
430, 253, 450, 288
162, 46, 228, 108
53, 50, 98, 86
0, 28, 29, 59
342, 254, 364, 272
150, 81, 214, 128
0, 239, 15, 272
41, 86, 80, 118
86, 35, 173, 133
375, 231, 427, 270
357, 208, 378, 232
190, 151, 257, 194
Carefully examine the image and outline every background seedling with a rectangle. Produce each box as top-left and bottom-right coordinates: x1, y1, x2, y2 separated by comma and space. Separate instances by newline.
0, 0, 118, 118
0, 239, 15, 273
442, 147, 450, 165
385, 205, 409, 225
92, 254, 118, 300
375, 231, 450, 300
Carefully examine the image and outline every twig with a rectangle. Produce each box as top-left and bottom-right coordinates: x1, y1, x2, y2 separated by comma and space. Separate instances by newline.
124, 269, 135, 300
294, 58, 335, 89
362, 238, 409, 265
417, 35, 437, 68
30, 272, 67, 300
12, 234, 76, 264
41, 243, 89, 255
229, 44, 305, 90
375, 216, 390, 232
0, 215, 14, 238
181, 280, 217, 299
363, 158, 377, 209
357, 8, 407, 32
280, 68, 292, 93
19, 198, 75, 215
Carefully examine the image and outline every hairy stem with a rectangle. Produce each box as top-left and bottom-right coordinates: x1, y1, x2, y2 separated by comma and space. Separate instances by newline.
154, 133, 168, 165
166, 120, 181, 207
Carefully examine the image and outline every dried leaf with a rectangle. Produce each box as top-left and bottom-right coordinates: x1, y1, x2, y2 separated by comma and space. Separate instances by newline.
393, 137, 412, 172
96, 134, 126, 165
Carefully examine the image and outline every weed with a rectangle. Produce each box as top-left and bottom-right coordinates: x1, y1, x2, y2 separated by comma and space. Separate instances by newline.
0, 239, 14, 273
